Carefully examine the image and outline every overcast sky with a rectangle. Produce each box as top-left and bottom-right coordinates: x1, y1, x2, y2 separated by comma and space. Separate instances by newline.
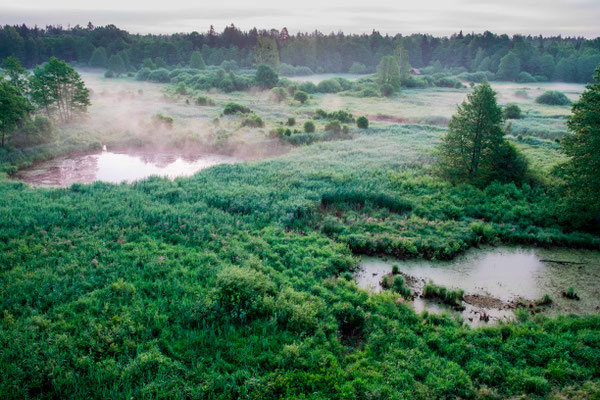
1, 0, 599, 38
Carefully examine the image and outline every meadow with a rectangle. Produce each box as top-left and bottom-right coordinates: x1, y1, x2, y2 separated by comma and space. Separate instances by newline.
1, 71, 599, 399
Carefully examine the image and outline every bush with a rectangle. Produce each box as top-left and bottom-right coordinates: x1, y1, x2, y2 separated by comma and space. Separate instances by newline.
175, 82, 187, 95
422, 281, 464, 307
517, 71, 536, 83
214, 266, 276, 322
349, 62, 367, 74
195, 95, 215, 106
303, 120, 315, 133
135, 67, 152, 81
286, 117, 295, 126
104, 70, 114, 78
148, 68, 170, 83
223, 102, 250, 115
293, 90, 308, 103
241, 113, 265, 128
269, 86, 288, 102
381, 83, 394, 97
503, 104, 522, 119
314, 109, 328, 119
356, 116, 369, 129
535, 91, 571, 106
317, 79, 343, 93
278, 63, 314, 77
328, 110, 354, 123
255, 64, 279, 89
152, 113, 174, 128
324, 121, 342, 133
298, 81, 318, 93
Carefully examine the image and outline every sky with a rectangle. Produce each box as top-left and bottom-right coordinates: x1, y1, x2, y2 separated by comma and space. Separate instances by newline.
1, 0, 599, 38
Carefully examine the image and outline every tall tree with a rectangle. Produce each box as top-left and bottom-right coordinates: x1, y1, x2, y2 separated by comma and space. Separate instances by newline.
189, 51, 206, 69
107, 54, 126, 76
88, 47, 108, 68
394, 45, 411, 82
29, 57, 90, 123
1, 56, 29, 94
377, 56, 401, 95
496, 51, 521, 81
556, 66, 600, 228
437, 81, 525, 185
253, 37, 279, 69
0, 80, 31, 147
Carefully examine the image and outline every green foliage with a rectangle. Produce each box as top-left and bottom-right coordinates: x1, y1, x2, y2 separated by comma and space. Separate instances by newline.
536, 91, 572, 106
223, 102, 251, 115
148, 68, 171, 83
0, 80, 32, 147
422, 281, 464, 307
151, 113, 174, 127
324, 121, 341, 133
555, 67, 600, 228
241, 113, 265, 128
298, 81, 318, 93
377, 56, 401, 94
88, 47, 107, 68
254, 36, 280, 69
437, 81, 527, 185
293, 90, 308, 103
497, 51, 521, 81
348, 62, 367, 74
286, 117, 295, 126
29, 57, 90, 123
195, 95, 215, 106
107, 54, 126, 76
503, 104, 522, 119
189, 51, 206, 69
278, 63, 313, 76
317, 79, 343, 93
269, 86, 288, 102
563, 287, 580, 300
255, 64, 279, 89
356, 116, 369, 129
135, 67, 152, 81
303, 120, 315, 133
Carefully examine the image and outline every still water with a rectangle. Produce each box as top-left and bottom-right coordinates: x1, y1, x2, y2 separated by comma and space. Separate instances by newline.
16, 149, 235, 186
357, 247, 600, 326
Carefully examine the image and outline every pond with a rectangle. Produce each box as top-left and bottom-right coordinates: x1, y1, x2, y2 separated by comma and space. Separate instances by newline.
357, 247, 600, 326
15, 149, 236, 187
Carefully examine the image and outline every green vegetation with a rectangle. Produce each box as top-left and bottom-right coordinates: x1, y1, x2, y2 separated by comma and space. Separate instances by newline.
536, 91, 572, 106
303, 120, 315, 133
503, 104, 523, 119
422, 281, 465, 307
223, 102, 251, 115
563, 287, 580, 300
356, 116, 369, 129
195, 95, 215, 106
293, 90, 308, 103
437, 81, 528, 185
241, 113, 265, 128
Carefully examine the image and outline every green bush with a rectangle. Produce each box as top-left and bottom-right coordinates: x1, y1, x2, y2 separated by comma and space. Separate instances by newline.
317, 79, 343, 93
303, 120, 315, 133
151, 113, 174, 127
135, 67, 152, 81
298, 81, 318, 93
195, 95, 215, 106
422, 281, 464, 307
255, 64, 279, 89
241, 113, 265, 128
324, 121, 342, 133
286, 117, 295, 126
349, 62, 367, 74
535, 91, 571, 105
293, 90, 308, 103
503, 104, 522, 119
148, 68, 171, 83
223, 102, 251, 115
269, 86, 288, 102
356, 116, 369, 129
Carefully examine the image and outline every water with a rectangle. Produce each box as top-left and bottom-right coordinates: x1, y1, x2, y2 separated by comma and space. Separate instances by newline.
357, 247, 600, 326
16, 149, 236, 187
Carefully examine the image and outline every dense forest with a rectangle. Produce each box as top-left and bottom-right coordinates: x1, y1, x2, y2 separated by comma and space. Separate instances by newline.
1, 23, 600, 82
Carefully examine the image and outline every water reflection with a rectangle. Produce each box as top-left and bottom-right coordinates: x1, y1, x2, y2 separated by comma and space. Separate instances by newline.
357, 247, 600, 326
16, 149, 236, 187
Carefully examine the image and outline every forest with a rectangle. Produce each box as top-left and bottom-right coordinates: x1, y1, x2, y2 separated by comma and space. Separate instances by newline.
0, 15, 600, 400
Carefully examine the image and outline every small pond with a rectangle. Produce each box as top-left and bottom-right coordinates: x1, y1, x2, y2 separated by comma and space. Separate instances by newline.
15, 149, 236, 187
357, 247, 600, 326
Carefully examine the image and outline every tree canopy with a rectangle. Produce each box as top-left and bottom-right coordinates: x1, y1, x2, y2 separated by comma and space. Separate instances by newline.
437, 81, 527, 185
0, 80, 32, 147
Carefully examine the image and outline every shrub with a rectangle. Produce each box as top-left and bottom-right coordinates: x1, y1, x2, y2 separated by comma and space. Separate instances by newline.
175, 82, 187, 95
104, 70, 114, 78
293, 90, 308, 103
298, 81, 318, 93
135, 67, 152, 81
381, 83, 394, 97
535, 91, 571, 106
255, 64, 279, 89
286, 117, 295, 126
314, 109, 328, 119
278, 63, 314, 77
303, 120, 315, 133
195, 95, 215, 106
503, 104, 522, 119
356, 116, 369, 129
324, 121, 342, 133
269, 86, 288, 102
328, 110, 354, 123
214, 266, 276, 322
562, 287, 580, 300
148, 68, 170, 83
517, 71, 536, 83
422, 281, 464, 307
317, 79, 343, 93
241, 113, 265, 128
223, 102, 251, 115
152, 113, 174, 128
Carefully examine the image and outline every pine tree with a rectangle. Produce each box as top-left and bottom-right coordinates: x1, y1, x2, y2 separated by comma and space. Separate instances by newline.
89, 47, 107, 68
556, 66, 600, 227
437, 81, 526, 185
189, 51, 206, 69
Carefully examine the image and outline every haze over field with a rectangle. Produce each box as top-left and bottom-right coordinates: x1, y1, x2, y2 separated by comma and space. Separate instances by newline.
2, 0, 600, 37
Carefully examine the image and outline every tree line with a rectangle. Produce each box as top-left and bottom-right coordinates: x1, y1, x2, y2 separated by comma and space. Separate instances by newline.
1, 23, 599, 82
